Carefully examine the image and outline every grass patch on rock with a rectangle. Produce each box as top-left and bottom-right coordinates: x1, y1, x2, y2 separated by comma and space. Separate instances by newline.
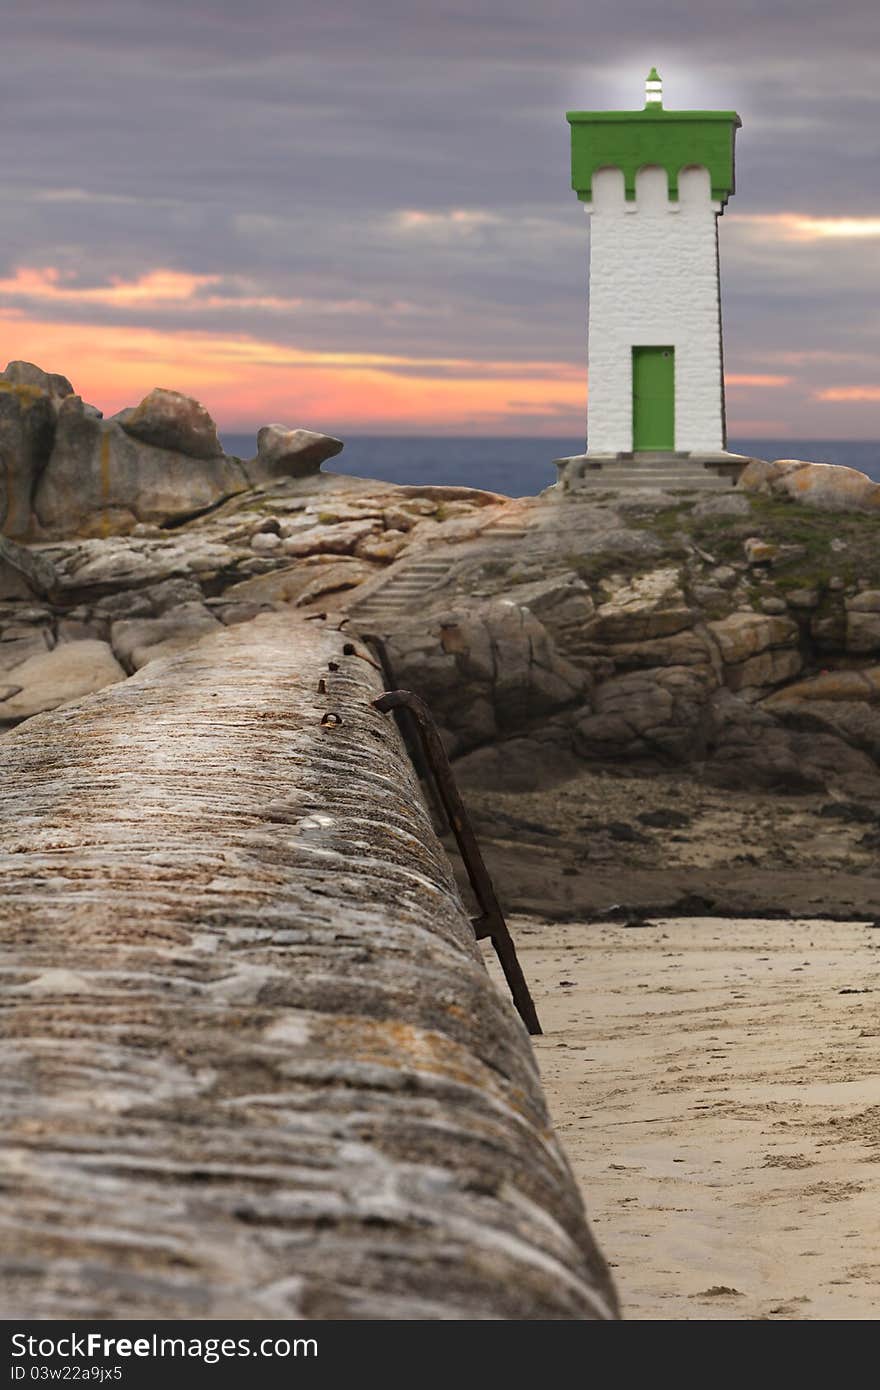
639, 495, 880, 594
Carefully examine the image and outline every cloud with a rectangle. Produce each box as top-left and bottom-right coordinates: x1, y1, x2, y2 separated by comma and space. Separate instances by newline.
751, 350, 868, 366
730, 213, 880, 242
0, 266, 221, 307
392, 209, 501, 236
1, 1, 879, 438
30, 187, 183, 208
0, 265, 430, 323
815, 387, 880, 402
0, 309, 588, 433
725, 373, 793, 387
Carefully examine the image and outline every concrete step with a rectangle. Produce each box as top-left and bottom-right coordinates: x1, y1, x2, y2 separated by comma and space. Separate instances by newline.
557, 450, 748, 495
578, 463, 731, 476
573, 472, 733, 491
581, 472, 733, 483
583, 467, 726, 476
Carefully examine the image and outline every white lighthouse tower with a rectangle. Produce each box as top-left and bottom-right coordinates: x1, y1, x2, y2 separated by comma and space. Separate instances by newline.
558, 70, 748, 491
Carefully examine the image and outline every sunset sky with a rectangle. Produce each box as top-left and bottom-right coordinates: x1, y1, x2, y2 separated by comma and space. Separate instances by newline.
2, 0, 879, 440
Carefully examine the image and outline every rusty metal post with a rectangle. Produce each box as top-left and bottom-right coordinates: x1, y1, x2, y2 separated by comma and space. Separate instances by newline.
372, 689, 542, 1036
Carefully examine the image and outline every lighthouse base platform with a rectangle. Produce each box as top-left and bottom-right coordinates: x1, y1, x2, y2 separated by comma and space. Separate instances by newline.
554, 451, 760, 494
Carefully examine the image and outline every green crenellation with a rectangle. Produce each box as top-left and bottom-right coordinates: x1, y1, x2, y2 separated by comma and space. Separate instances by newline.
567, 106, 741, 204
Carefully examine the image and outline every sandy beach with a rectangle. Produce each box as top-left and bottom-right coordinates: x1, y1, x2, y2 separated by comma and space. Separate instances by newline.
486, 916, 880, 1320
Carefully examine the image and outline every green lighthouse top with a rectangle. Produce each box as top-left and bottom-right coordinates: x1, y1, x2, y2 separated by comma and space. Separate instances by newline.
566, 69, 741, 204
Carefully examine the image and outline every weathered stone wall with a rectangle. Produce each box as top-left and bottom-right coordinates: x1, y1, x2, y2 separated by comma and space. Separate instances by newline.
0, 613, 617, 1320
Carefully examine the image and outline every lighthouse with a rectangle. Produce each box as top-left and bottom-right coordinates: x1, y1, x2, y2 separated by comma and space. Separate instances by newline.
558, 70, 747, 490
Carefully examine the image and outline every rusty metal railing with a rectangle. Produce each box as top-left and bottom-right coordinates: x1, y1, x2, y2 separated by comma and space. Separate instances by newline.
372, 689, 542, 1036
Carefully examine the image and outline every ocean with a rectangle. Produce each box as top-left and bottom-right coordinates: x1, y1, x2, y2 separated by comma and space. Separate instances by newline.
219, 434, 880, 499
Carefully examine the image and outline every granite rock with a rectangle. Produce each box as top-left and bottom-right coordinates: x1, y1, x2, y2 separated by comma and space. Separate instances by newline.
764, 669, 880, 705
845, 612, 880, 655
1, 360, 74, 400
847, 590, 880, 613
386, 600, 585, 755
573, 665, 716, 762
583, 568, 692, 644
34, 396, 249, 536
0, 629, 52, 674
724, 645, 802, 692
739, 457, 880, 513
707, 612, 798, 664
120, 388, 223, 459
354, 529, 409, 563
0, 639, 125, 722
0, 536, 58, 598
282, 519, 378, 557
245, 425, 344, 486
111, 602, 222, 671
0, 381, 56, 537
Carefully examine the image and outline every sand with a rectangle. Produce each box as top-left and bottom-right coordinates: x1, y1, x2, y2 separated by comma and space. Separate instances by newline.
484, 916, 880, 1320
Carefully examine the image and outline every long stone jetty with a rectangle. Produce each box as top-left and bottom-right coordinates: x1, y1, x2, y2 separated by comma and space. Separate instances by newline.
0, 612, 617, 1320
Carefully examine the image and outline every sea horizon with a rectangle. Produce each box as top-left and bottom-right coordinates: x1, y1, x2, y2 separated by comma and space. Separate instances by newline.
219, 432, 880, 497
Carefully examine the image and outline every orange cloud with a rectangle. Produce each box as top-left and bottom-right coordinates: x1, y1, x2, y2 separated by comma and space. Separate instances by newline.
752, 350, 864, 366
0, 265, 409, 317
730, 213, 880, 242
392, 209, 499, 233
0, 310, 586, 433
725, 373, 792, 387
0, 266, 221, 307
814, 386, 880, 402
0, 299, 823, 436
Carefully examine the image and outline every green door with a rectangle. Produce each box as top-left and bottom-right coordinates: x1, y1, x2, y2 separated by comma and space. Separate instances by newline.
632, 346, 675, 450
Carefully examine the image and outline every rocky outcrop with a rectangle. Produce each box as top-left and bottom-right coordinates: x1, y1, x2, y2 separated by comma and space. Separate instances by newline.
2, 360, 75, 400
245, 423, 345, 486
349, 476, 880, 798
1, 364, 349, 539
119, 386, 223, 458
0, 625, 52, 677
574, 664, 716, 761
34, 394, 250, 537
0, 639, 125, 723
582, 569, 693, 644
279, 517, 379, 557
0, 535, 57, 599
110, 601, 222, 671
0, 378, 56, 538
740, 457, 880, 512
0, 613, 618, 1320
6, 360, 880, 807
758, 666, 880, 766
707, 612, 797, 664
706, 611, 802, 692
386, 600, 586, 755
765, 669, 880, 705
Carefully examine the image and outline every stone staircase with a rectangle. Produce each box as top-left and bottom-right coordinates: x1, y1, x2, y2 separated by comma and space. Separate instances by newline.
350, 509, 540, 632
348, 556, 454, 631
556, 452, 747, 493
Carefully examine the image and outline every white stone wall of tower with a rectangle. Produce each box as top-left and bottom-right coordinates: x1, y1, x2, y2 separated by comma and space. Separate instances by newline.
583, 165, 725, 454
